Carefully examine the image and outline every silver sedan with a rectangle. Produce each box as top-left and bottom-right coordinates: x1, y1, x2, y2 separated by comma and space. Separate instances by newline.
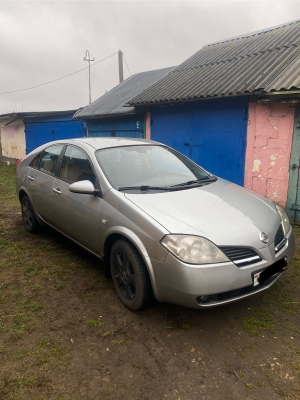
16, 138, 295, 310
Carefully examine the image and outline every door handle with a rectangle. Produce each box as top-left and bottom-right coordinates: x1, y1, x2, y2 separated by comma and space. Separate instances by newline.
184, 142, 203, 146
291, 164, 300, 170
53, 188, 61, 194
28, 176, 34, 181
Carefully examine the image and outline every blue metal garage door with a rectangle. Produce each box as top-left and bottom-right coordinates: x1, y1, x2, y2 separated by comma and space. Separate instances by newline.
150, 97, 248, 186
88, 116, 144, 138
25, 119, 86, 154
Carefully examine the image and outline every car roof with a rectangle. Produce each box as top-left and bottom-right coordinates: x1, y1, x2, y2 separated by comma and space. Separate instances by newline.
70, 137, 159, 150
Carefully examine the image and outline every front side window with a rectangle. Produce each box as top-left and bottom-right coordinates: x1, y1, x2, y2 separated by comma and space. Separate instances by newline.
96, 145, 211, 190
39, 145, 64, 176
59, 145, 96, 184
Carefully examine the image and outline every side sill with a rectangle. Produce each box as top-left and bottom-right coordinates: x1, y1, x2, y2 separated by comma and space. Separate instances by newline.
36, 212, 103, 261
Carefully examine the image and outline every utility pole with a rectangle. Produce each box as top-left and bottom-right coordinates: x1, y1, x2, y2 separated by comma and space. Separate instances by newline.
84, 50, 95, 104
118, 50, 124, 83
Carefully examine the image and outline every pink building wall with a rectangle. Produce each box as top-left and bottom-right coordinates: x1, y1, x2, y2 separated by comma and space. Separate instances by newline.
244, 102, 295, 207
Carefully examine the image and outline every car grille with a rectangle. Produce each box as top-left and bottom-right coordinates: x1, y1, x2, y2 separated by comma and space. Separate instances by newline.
274, 224, 287, 253
219, 247, 261, 267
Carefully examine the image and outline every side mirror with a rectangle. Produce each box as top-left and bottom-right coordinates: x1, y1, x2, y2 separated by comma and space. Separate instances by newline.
69, 180, 97, 195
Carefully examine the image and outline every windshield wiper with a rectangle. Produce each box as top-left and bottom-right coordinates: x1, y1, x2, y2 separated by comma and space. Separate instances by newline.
118, 185, 174, 192
118, 177, 218, 191
171, 177, 217, 188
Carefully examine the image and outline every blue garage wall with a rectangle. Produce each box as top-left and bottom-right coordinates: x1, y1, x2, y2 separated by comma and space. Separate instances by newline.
25, 114, 86, 154
150, 97, 249, 186
88, 115, 144, 138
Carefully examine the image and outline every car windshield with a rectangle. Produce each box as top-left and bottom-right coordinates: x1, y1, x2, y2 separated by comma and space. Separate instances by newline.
96, 145, 213, 191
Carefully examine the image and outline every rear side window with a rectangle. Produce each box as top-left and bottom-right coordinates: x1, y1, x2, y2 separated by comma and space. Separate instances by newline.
59, 145, 96, 185
29, 153, 42, 169
39, 145, 64, 176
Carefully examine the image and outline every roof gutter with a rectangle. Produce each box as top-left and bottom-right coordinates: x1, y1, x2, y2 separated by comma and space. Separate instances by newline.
73, 110, 137, 120
262, 90, 300, 96
127, 89, 300, 108
258, 91, 300, 104
126, 92, 262, 108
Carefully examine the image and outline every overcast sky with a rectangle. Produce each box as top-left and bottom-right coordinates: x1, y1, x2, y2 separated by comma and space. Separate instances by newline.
1, 0, 299, 114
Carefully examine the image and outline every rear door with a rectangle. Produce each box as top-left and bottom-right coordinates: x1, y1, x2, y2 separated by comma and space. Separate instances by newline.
28, 144, 65, 222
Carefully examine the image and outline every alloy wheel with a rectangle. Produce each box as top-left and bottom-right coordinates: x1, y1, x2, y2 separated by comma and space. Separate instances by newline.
112, 250, 136, 300
22, 199, 33, 230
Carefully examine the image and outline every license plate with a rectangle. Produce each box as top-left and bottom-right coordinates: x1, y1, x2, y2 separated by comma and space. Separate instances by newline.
252, 258, 287, 287
253, 271, 262, 286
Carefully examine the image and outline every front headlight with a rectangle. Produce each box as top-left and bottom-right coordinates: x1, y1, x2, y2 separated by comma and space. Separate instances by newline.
275, 204, 291, 236
160, 235, 229, 264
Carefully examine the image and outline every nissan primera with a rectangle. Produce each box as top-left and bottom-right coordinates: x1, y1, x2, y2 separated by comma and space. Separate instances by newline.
16, 138, 295, 310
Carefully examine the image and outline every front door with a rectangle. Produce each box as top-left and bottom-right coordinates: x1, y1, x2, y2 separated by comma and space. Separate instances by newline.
287, 107, 300, 224
51, 145, 102, 254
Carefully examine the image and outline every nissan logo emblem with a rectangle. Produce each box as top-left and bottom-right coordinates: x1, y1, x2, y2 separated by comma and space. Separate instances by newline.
259, 232, 269, 243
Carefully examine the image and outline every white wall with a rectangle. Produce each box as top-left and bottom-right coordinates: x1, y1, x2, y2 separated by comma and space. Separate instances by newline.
0, 118, 26, 159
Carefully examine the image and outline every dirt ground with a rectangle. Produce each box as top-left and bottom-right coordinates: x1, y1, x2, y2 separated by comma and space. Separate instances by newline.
0, 163, 299, 400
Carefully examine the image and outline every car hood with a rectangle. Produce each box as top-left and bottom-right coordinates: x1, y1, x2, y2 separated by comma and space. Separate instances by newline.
125, 179, 281, 249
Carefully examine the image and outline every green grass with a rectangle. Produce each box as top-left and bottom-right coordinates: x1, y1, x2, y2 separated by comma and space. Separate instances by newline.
12, 314, 30, 338
293, 360, 300, 375
241, 255, 300, 337
10, 339, 69, 368
102, 330, 113, 337
8, 373, 36, 388
245, 383, 256, 390
86, 320, 104, 327
242, 315, 276, 337
0, 163, 19, 207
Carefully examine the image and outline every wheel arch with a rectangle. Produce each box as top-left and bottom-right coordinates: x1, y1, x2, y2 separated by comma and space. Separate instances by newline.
18, 189, 45, 226
103, 227, 158, 298
18, 188, 29, 203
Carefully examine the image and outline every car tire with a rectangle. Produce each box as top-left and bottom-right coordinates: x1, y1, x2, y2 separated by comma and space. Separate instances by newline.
21, 195, 40, 234
110, 239, 151, 311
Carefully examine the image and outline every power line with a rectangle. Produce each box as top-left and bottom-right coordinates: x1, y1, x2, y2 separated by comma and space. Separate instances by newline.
0, 52, 118, 95
123, 53, 132, 76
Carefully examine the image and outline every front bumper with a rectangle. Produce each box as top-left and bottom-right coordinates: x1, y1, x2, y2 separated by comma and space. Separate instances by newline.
151, 228, 295, 309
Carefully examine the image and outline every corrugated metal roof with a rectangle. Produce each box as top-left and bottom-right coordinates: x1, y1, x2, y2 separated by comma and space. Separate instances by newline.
128, 20, 300, 105
0, 110, 79, 120
73, 67, 174, 119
